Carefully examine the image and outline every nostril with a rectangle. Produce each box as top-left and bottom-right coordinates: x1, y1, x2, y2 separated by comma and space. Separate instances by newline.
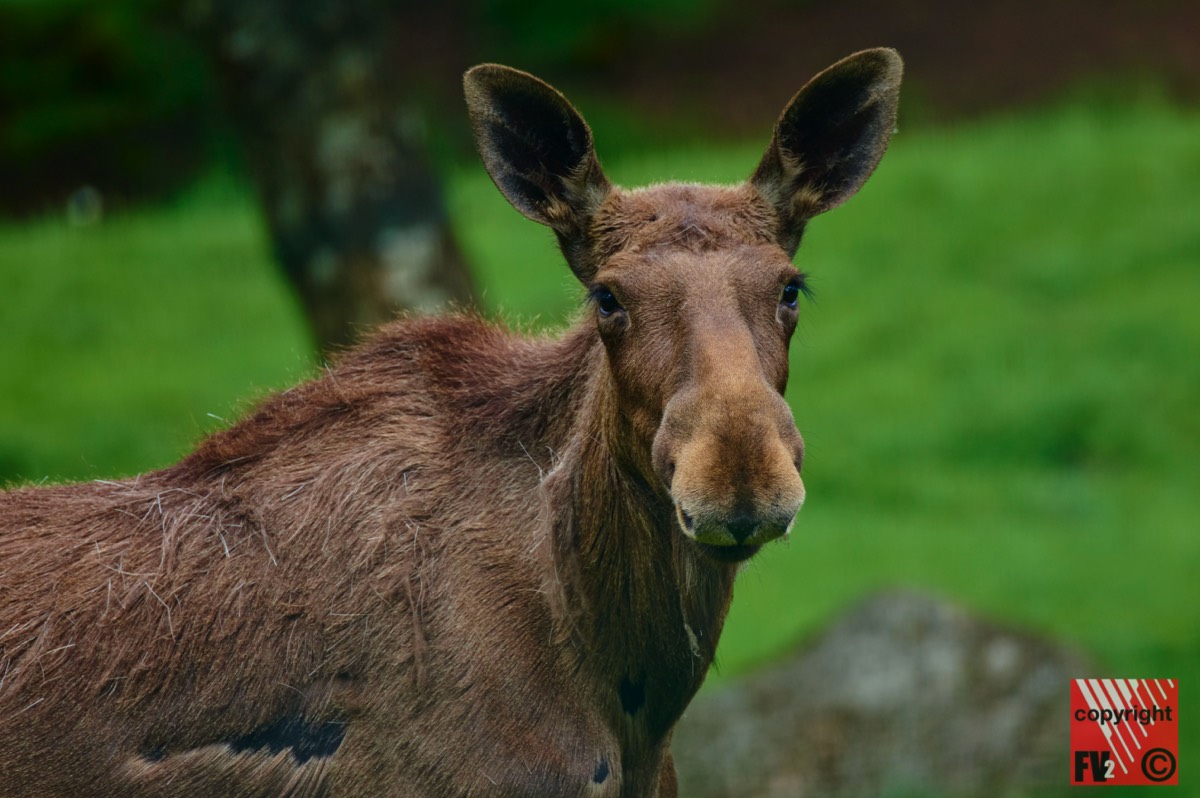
727, 514, 756, 544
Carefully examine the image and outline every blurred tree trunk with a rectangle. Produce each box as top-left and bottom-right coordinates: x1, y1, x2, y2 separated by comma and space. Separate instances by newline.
186, 0, 474, 354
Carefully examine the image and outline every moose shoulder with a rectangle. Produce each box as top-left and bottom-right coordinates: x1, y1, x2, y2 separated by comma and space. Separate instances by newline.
0, 49, 901, 797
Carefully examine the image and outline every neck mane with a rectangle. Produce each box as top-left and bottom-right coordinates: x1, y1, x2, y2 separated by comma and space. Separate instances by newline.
360, 316, 737, 736
529, 324, 738, 745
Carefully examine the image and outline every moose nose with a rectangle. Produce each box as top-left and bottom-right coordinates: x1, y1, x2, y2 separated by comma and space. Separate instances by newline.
677, 498, 799, 550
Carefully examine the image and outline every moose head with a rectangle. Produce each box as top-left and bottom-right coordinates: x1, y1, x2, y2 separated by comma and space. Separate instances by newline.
464, 49, 901, 563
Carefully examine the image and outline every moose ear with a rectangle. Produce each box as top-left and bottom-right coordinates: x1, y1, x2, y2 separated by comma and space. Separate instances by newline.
751, 48, 902, 256
464, 64, 611, 278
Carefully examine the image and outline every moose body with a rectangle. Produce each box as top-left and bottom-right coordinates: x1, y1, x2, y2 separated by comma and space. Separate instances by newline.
0, 50, 900, 797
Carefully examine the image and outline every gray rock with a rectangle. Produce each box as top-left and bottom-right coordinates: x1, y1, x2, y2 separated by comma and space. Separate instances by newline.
674, 589, 1088, 797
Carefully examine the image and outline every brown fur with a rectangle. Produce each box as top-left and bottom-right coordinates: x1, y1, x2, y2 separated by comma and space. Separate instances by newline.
0, 50, 901, 797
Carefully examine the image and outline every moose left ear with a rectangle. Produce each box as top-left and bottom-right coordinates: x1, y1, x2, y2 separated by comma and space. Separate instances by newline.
751, 48, 903, 256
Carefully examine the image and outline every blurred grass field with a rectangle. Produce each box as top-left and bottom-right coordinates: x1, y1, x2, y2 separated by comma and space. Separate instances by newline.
2, 98, 1198, 783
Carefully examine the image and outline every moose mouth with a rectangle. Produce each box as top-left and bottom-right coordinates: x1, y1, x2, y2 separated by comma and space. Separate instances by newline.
676, 504, 766, 563
695, 541, 762, 563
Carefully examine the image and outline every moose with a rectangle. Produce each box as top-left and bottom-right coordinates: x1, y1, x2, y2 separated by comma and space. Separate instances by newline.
0, 49, 901, 796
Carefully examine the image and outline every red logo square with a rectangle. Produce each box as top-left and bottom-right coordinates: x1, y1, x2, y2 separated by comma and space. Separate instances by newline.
1070, 679, 1178, 785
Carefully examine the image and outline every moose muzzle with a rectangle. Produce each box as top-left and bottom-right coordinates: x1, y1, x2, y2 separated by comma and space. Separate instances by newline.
653, 375, 806, 563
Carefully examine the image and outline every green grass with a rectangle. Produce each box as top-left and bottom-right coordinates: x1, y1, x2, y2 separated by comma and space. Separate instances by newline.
0, 177, 314, 482
3, 98, 1198, 791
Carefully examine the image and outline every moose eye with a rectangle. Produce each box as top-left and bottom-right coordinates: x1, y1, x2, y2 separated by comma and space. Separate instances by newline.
593, 287, 624, 317
780, 281, 802, 309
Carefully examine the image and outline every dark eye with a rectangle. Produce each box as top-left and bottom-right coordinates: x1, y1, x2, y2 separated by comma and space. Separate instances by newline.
781, 281, 802, 309
594, 287, 624, 317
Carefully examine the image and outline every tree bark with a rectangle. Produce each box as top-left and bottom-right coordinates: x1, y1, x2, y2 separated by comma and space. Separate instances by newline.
187, 0, 475, 353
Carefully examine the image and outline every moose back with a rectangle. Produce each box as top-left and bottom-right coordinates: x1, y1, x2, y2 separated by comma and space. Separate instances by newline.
0, 49, 901, 797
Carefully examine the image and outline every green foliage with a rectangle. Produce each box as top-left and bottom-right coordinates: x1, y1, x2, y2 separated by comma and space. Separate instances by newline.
0, 0, 722, 216
473, 0, 717, 69
0, 0, 215, 214
2, 98, 1197, 782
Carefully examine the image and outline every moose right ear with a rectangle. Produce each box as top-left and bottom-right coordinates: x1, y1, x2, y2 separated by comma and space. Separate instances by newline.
464, 64, 611, 279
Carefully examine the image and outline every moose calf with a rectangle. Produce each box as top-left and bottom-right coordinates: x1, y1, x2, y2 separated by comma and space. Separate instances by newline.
0, 49, 901, 796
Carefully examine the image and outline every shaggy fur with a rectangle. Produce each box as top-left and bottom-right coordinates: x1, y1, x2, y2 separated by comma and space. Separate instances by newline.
0, 49, 901, 797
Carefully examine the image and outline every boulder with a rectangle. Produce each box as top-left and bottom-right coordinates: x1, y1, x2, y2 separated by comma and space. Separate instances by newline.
674, 589, 1088, 797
